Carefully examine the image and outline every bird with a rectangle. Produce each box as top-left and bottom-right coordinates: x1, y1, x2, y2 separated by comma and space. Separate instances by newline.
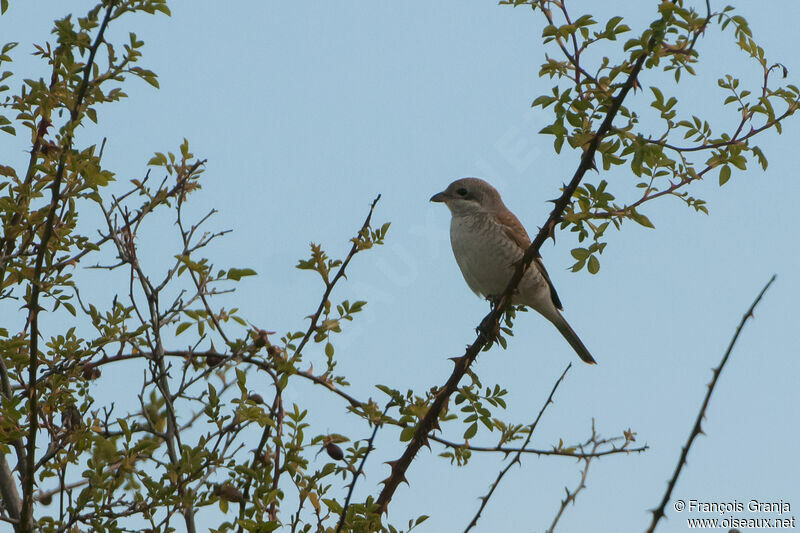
430, 177, 596, 364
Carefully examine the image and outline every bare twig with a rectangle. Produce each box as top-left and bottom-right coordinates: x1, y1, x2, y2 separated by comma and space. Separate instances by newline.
645, 274, 777, 533
545, 422, 601, 533
0, 456, 21, 524
431, 433, 647, 459
0, 357, 24, 523
464, 364, 570, 533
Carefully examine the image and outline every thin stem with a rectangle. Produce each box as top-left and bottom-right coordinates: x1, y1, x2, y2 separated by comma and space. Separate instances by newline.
464, 364, 570, 533
645, 275, 777, 533
336, 406, 389, 533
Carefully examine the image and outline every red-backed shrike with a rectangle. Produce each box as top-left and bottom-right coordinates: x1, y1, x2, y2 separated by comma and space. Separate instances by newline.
431, 178, 595, 364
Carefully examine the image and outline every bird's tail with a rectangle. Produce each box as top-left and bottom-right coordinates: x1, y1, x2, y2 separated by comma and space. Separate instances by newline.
551, 313, 596, 364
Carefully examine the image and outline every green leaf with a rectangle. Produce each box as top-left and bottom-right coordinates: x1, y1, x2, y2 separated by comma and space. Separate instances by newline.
464, 422, 478, 440
148, 152, 167, 166
176, 322, 191, 335
719, 165, 731, 186
571, 247, 590, 260
400, 426, 415, 442
532, 95, 555, 108
650, 86, 663, 105
631, 210, 655, 228
323, 498, 343, 514
587, 255, 600, 274
227, 268, 257, 281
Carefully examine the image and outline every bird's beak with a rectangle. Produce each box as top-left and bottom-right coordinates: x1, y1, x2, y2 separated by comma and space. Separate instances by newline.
430, 191, 447, 203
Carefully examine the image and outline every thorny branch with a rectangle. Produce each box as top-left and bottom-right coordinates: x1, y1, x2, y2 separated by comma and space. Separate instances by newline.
545, 422, 603, 533
21, 346, 646, 462
645, 274, 777, 533
432, 433, 646, 460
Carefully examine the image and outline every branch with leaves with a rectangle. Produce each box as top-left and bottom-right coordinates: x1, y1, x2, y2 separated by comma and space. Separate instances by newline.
19, 3, 116, 530
510, 0, 800, 274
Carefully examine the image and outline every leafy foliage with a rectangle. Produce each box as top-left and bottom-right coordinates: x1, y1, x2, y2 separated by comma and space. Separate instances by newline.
505, 0, 799, 273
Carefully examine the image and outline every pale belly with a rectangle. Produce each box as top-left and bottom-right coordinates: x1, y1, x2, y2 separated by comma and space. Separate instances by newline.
449, 215, 548, 304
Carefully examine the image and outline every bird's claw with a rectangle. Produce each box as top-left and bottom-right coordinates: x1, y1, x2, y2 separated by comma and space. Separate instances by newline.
476, 314, 501, 342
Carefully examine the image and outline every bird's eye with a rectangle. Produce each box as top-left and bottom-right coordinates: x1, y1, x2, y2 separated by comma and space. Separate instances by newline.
456, 188, 468, 196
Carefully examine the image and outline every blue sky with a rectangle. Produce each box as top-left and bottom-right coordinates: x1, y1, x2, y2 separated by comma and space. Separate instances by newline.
3, 1, 799, 531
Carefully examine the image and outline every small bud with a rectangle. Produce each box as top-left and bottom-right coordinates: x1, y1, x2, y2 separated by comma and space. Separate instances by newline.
247, 393, 264, 405
61, 405, 82, 432
214, 484, 244, 503
326, 443, 344, 461
253, 329, 269, 348
266, 345, 282, 358
261, 452, 273, 470
82, 364, 101, 380
206, 354, 224, 367
40, 140, 59, 155
38, 492, 53, 505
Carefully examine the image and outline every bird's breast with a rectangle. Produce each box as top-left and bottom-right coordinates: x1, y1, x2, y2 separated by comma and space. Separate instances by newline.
449, 214, 527, 298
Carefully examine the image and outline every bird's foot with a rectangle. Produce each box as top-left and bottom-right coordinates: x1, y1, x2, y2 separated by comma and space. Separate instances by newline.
476, 314, 501, 343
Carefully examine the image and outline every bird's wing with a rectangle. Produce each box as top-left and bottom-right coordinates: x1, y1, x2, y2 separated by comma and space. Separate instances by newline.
497, 209, 531, 249
498, 209, 564, 311
533, 257, 563, 311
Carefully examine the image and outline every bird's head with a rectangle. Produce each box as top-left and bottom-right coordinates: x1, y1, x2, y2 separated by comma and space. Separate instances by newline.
430, 177, 504, 217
